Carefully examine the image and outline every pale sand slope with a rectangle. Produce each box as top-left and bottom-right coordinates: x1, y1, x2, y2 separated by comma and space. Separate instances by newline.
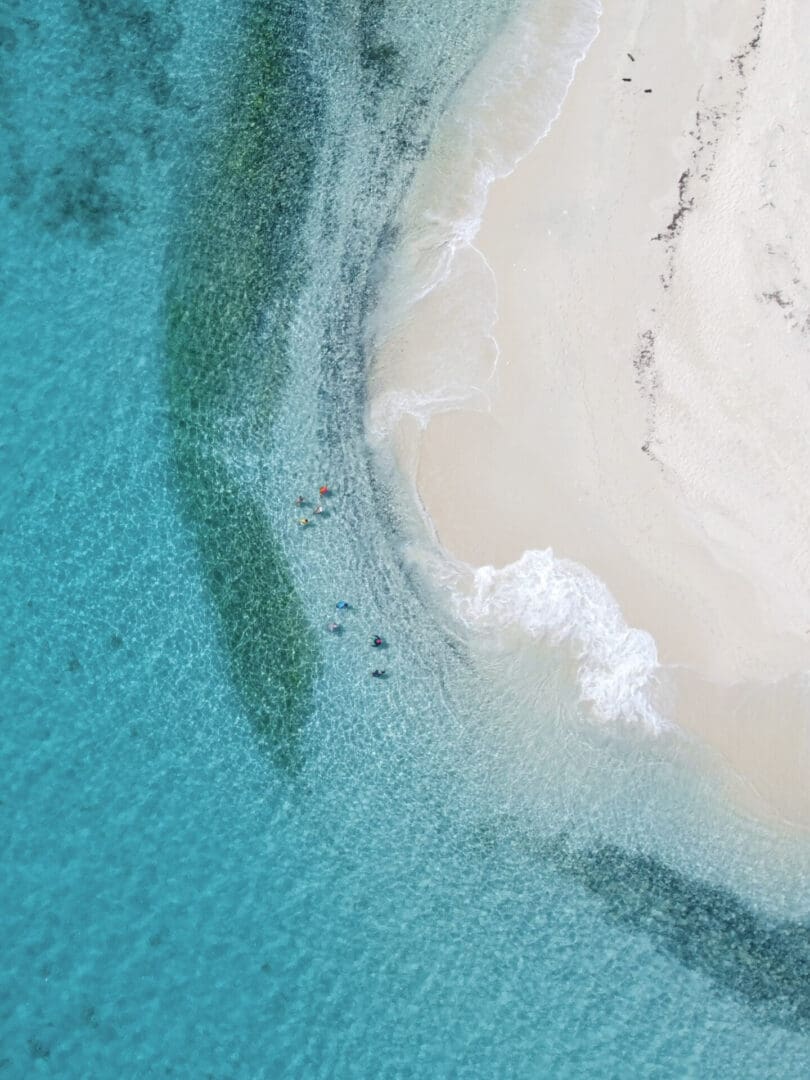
372, 0, 810, 827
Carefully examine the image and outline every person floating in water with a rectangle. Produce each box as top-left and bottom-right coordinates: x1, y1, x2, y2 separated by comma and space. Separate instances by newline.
319, 485, 330, 496
371, 669, 385, 678
298, 517, 310, 526
295, 495, 305, 506
372, 636, 383, 647
314, 505, 324, 515
336, 600, 349, 610
326, 621, 340, 633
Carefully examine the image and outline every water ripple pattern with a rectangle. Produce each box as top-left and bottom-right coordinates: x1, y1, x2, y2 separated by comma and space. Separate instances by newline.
1, 1, 809, 1077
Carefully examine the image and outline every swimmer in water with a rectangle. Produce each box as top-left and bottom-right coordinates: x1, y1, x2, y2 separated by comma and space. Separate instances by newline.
372, 636, 383, 647
371, 669, 385, 678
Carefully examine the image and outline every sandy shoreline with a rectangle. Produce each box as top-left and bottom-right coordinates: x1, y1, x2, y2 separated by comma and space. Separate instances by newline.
371, 0, 810, 827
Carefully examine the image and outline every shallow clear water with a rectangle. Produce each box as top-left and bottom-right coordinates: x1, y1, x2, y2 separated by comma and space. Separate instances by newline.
2, 1, 810, 1076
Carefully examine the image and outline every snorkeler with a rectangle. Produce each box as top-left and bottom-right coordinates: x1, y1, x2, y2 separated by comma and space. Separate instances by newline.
371, 669, 386, 678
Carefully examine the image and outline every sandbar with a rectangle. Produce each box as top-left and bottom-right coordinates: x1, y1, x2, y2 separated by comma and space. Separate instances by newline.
370, 0, 810, 828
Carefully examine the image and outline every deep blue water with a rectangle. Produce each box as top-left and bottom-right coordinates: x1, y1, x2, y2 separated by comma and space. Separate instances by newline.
2, 1, 810, 1076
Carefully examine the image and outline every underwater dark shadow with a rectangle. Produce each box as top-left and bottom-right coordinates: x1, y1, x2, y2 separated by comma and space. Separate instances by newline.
467, 818, 810, 1034
163, 0, 321, 770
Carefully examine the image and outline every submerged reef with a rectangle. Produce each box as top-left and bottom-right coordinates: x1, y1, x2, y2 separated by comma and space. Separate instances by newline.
470, 818, 810, 1033
1, 0, 184, 243
165, 1, 319, 768
553, 838, 810, 1032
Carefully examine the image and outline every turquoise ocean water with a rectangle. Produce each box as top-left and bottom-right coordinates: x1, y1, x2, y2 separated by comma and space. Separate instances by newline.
2, 1, 809, 1076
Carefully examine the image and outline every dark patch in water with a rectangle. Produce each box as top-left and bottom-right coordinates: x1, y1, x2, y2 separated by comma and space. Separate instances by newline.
39, 142, 130, 242
75, 0, 183, 108
165, 2, 320, 769
357, 0, 402, 90
2, 0, 183, 242
466, 819, 810, 1031
546, 834, 810, 1032
361, 40, 402, 89
0, 25, 18, 53
27, 1038, 50, 1061
392, 95, 432, 161
80, 1005, 99, 1029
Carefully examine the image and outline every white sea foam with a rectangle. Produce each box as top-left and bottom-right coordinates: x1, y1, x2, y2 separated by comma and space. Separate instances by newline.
367, 386, 485, 444
368, 1, 664, 732
367, 238, 501, 444
368, 0, 602, 439
442, 549, 669, 733
374, 0, 601, 322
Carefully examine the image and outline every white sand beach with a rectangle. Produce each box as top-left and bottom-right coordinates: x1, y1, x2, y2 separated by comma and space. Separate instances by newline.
370, 0, 810, 827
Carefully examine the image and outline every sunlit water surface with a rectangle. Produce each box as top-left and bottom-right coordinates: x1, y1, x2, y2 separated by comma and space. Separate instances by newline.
2, 1, 809, 1076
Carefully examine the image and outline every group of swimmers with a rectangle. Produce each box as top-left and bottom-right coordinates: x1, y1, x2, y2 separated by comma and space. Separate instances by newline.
296, 485, 330, 526
328, 601, 388, 678
298, 485, 390, 678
